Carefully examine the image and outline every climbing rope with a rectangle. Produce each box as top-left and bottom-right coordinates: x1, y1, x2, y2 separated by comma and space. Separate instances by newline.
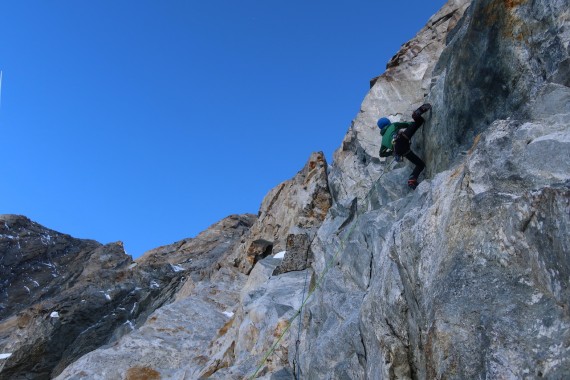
378, 156, 396, 181
248, 219, 360, 379
248, 157, 396, 379
295, 254, 310, 379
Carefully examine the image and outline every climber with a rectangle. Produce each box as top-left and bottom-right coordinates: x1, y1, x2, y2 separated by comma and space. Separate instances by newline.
377, 103, 431, 190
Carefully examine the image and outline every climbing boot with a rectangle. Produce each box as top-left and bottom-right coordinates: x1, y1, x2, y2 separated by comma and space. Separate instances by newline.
412, 103, 432, 118
407, 177, 419, 190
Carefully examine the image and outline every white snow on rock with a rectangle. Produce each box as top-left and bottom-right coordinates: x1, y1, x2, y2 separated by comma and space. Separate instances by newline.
127, 263, 138, 270
170, 264, 185, 272
123, 320, 135, 331
150, 280, 160, 289
50, 312, 60, 318
0, 353, 12, 360
274, 251, 286, 259
223, 311, 235, 318
41, 234, 52, 245
99, 291, 112, 301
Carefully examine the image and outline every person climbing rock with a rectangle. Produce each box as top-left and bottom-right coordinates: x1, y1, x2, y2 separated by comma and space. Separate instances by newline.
377, 103, 431, 189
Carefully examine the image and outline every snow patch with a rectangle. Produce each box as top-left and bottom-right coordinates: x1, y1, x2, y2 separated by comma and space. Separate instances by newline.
99, 291, 112, 300
530, 293, 544, 305
170, 264, 185, 272
223, 311, 235, 318
127, 263, 138, 270
124, 320, 135, 330
497, 192, 520, 200
150, 280, 160, 289
0, 234, 15, 240
130, 302, 138, 315
40, 234, 52, 245
274, 251, 286, 259
32, 280, 40, 287
50, 312, 60, 318
79, 324, 98, 336
0, 353, 12, 360
24, 286, 30, 294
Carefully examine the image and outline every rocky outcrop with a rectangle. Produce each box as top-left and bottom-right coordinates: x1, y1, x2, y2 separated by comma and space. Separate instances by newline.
0, 214, 254, 379
0, 215, 102, 321
235, 151, 331, 274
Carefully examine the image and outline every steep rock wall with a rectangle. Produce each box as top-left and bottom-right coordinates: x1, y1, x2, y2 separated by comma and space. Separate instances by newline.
299, 0, 570, 378
329, 0, 471, 206
425, 0, 570, 175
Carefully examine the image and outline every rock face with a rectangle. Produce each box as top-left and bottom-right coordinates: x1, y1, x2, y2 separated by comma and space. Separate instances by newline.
0, 214, 254, 379
329, 0, 471, 206
54, 151, 332, 380
234, 151, 331, 275
2, 0, 570, 378
0, 215, 102, 321
0, 152, 329, 379
297, 0, 570, 378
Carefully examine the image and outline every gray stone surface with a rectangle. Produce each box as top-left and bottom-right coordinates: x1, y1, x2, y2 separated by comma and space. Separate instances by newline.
297, 0, 570, 378
329, 0, 471, 207
56, 268, 247, 379
424, 0, 570, 177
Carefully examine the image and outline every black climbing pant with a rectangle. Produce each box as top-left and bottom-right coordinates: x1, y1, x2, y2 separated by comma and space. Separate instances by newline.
404, 150, 425, 179
394, 113, 426, 180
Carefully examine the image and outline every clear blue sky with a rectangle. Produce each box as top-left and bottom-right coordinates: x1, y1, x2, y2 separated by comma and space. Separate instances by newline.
1, 0, 446, 258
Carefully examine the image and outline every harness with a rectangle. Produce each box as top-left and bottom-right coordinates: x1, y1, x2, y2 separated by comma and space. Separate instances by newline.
392, 130, 411, 161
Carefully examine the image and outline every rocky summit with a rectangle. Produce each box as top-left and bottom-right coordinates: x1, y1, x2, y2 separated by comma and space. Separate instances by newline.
2, 0, 569, 378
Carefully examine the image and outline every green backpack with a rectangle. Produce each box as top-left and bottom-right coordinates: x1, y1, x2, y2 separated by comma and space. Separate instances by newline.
379, 122, 412, 158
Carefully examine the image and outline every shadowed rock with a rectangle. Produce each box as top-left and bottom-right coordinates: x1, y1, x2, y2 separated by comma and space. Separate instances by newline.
0, 214, 255, 379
